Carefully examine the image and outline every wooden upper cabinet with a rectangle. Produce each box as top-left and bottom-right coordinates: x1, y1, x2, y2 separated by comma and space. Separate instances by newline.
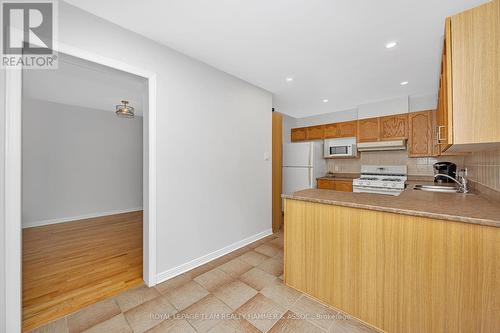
324, 123, 339, 138
357, 118, 380, 142
408, 111, 432, 157
306, 125, 325, 140
431, 110, 442, 156
324, 121, 357, 138
379, 114, 408, 141
450, 0, 500, 147
291, 127, 307, 142
436, 18, 453, 151
337, 121, 357, 138
434, 2, 500, 152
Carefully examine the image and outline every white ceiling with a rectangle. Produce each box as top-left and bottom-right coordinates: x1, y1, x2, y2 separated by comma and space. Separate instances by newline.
23, 53, 148, 116
65, 0, 488, 118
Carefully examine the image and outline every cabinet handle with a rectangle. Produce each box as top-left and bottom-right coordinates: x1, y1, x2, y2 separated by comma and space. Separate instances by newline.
437, 126, 445, 143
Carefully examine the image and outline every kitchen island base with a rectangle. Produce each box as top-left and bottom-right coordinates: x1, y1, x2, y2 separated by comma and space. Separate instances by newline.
284, 199, 499, 333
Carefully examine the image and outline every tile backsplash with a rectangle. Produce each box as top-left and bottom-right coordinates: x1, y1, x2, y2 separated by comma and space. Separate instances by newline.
464, 149, 500, 192
326, 150, 465, 176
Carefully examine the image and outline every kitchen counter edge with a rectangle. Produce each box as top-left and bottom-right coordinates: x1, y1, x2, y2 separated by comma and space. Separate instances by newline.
282, 189, 500, 228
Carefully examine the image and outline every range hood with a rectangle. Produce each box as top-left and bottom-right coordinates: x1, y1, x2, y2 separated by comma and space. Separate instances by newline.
357, 140, 407, 152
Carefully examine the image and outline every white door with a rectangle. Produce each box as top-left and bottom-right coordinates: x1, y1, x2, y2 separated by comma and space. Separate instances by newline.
283, 142, 312, 167
283, 167, 312, 195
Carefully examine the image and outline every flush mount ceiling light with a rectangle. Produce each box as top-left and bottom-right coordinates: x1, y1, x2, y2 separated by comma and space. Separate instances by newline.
400, 81, 409, 86
385, 41, 398, 49
115, 100, 135, 118
323, 99, 329, 103
286, 77, 294, 82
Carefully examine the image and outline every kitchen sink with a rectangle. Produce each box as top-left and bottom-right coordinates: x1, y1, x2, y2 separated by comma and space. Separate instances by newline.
413, 184, 460, 193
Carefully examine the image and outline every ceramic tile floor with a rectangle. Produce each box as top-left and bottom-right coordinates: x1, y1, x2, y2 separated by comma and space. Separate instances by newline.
28, 232, 378, 333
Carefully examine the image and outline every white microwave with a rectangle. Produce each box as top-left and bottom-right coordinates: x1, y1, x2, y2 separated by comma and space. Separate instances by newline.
324, 137, 357, 158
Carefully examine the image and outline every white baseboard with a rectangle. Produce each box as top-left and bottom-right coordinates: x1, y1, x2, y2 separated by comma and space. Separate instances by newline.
156, 228, 273, 284
22, 207, 144, 229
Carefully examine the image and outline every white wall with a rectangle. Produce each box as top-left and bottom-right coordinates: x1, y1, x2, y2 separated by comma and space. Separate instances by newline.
409, 93, 437, 112
286, 94, 438, 129
0, 3, 272, 322
0, 69, 6, 333
358, 96, 409, 119
21, 99, 143, 227
55, 3, 273, 276
282, 114, 297, 143
296, 108, 358, 127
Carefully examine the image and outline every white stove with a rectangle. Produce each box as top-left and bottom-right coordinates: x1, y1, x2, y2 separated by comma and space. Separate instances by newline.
353, 165, 407, 196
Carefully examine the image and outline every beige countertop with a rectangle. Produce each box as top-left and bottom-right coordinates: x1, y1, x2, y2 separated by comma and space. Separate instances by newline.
282, 183, 500, 228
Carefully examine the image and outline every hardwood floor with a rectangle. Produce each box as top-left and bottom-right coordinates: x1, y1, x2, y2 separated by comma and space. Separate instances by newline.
22, 211, 143, 332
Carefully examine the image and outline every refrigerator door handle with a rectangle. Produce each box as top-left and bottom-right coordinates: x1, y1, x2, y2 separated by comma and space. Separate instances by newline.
309, 167, 313, 188
309, 143, 314, 167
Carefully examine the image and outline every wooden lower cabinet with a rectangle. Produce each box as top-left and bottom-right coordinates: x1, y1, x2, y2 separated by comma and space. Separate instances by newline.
284, 199, 499, 333
317, 179, 352, 192
317, 179, 336, 190
334, 180, 353, 192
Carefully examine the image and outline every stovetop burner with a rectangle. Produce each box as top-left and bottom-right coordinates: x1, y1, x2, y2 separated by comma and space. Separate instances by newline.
353, 165, 408, 196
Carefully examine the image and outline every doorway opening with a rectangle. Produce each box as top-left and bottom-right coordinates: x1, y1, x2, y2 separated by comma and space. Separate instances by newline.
20, 53, 149, 331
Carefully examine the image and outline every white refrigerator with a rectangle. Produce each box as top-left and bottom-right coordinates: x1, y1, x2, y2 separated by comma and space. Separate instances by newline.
282, 142, 326, 196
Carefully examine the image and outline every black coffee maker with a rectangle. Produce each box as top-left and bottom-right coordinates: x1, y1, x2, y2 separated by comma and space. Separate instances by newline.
433, 162, 457, 183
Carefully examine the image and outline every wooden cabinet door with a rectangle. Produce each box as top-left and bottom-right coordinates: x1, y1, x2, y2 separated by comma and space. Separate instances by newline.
306, 125, 325, 140
317, 179, 336, 190
408, 111, 432, 157
379, 114, 408, 140
334, 180, 353, 192
436, 18, 453, 150
324, 123, 339, 138
431, 110, 442, 156
291, 128, 307, 142
451, 0, 500, 145
337, 121, 357, 138
357, 118, 380, 142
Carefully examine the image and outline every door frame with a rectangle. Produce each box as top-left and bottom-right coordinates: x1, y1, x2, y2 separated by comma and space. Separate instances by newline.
4, 42, 158, 332
272, 111, 283, 232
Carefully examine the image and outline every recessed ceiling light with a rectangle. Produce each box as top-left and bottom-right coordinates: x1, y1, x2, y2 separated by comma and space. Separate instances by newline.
323, 99, 329, 103
286, 77, 294, 82
385, 41, 398, 49
400, 81, 409, 86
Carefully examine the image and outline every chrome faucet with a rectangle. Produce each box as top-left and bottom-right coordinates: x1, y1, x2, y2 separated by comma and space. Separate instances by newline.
434, 168, 469, 193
